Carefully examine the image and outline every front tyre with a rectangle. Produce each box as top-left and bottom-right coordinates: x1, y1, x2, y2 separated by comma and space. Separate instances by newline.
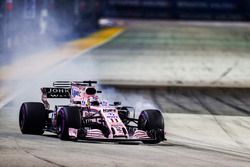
57, 106, 81, 140
138, 109, 165, 144
19, 102, 46, 135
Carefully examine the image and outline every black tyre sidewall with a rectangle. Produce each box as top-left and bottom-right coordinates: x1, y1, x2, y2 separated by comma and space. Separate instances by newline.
139, 110, 164, 130
19, 104, 28, 134
58, 109, 69, 140
138, 110, 165, 144
19, 102, 45, 134
58, 107, 81, 140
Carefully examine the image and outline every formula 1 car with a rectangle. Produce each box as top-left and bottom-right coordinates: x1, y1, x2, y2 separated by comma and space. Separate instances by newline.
19, 81, 165, 144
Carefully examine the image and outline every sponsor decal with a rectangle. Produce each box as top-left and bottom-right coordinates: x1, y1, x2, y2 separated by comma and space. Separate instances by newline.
43, 88, 70, 98
106, 112, 118, 119
103, 109, 115, 113
71, 87, 79, 97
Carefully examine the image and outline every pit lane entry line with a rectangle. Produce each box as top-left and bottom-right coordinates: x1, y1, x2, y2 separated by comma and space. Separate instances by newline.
0, 27, 125, 109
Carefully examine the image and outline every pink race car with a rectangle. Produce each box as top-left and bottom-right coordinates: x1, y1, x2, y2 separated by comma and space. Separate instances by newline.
19, 81, 165, 144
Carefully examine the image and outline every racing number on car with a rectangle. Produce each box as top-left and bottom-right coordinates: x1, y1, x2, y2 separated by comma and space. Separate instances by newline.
114, 125, 122, 133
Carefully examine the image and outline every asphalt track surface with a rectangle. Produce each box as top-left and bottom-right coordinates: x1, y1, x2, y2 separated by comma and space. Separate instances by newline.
1, 87, 250, 167
1, 20, 250, 167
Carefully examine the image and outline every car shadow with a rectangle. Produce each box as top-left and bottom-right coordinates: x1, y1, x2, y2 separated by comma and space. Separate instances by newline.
42, 133, 170, 146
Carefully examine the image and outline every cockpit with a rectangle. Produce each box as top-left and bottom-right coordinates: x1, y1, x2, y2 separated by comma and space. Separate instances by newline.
70, 85, 108, 107
88, 96, 100, 106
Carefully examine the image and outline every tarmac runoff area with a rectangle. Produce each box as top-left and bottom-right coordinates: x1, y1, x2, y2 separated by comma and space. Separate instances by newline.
1, 20, 250, 166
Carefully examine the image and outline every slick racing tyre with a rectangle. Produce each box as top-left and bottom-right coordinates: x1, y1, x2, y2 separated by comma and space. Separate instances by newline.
138, 109, 165, 144
57, 106, 81, 140
19, 102, 46, 135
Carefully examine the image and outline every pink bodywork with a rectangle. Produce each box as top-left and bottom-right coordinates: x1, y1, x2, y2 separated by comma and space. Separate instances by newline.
42, 83, 150, 140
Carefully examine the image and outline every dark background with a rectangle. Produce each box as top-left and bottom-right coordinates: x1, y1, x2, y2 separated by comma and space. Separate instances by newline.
0, 0, 249, 53
104, 0, 250, 20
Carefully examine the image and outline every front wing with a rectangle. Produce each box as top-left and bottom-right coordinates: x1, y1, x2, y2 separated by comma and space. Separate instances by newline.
68, 128, 162, 142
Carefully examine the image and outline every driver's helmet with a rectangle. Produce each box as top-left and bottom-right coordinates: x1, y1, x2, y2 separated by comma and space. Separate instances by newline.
88, 96, 100, 106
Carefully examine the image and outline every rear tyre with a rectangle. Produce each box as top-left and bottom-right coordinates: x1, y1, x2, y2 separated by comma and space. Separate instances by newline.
57, 106, 81, 140
138, 109, 165, 144
19, 102, 46, 135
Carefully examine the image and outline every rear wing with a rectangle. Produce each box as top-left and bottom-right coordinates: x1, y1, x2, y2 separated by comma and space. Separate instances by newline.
53, 81, 97, 87
41, 80, 98, 98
